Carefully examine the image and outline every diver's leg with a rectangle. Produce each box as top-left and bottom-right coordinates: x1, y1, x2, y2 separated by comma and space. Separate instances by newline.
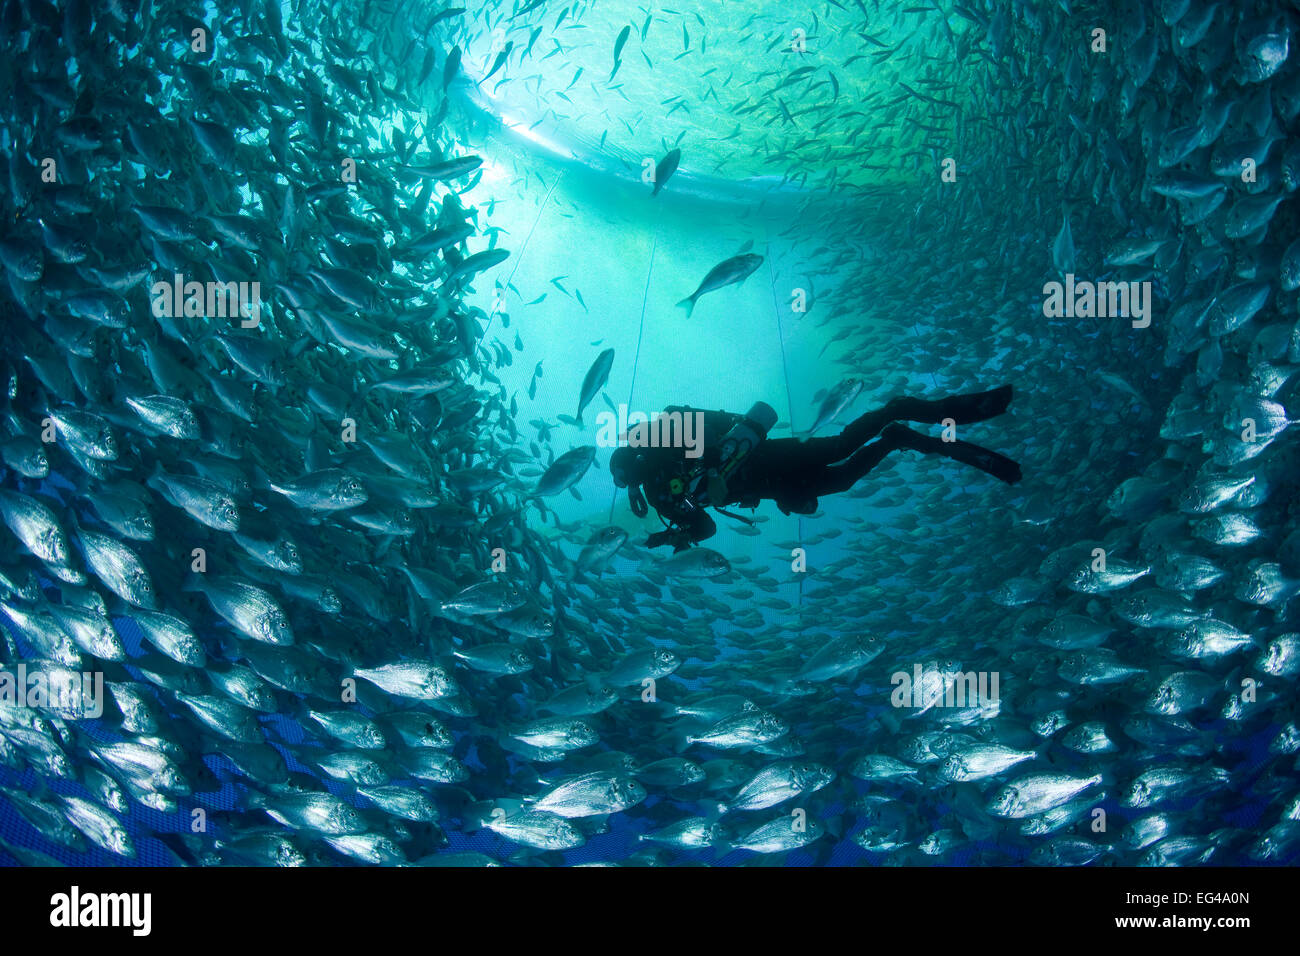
831, 407, 894, 452
793, 410, 893, 466
732, 439, 836, 514
732, 439, 807, 503
745, 433, 897, 504
759, 393, 1021, 510
813, 435, 904, 495
762, 434, 906, 511
812, 384, 1014, 464
881, 423, 1022, 484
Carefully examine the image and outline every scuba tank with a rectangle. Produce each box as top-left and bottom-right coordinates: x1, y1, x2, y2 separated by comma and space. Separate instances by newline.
689, 401, 778, 506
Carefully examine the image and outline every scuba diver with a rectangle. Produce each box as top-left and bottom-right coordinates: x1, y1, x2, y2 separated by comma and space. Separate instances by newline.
609, 385, 1021, 552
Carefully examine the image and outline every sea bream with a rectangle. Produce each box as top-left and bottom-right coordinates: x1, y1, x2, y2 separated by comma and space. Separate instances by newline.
676, 253, 764, 317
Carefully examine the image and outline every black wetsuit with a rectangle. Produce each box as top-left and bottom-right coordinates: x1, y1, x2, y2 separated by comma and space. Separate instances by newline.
633, 390, 1020, 547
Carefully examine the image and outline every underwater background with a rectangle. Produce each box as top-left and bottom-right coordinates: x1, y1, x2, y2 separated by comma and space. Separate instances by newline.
1, 0, 1299, 866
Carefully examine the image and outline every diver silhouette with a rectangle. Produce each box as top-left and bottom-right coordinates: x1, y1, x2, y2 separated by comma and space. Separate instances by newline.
610, 385, 1021, 551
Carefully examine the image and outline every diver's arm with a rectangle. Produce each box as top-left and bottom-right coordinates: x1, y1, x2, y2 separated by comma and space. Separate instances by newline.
646, 499, 716, 551
643, 469, 714, 548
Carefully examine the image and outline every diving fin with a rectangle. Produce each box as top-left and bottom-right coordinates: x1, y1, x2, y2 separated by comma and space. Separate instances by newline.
894, 384, 1014, 426
883, 424, 1022, 485
939, 438, 1022, 484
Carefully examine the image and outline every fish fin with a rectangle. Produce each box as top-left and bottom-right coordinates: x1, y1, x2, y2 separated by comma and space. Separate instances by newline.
461, 801, 494, 832
249, 462, 274, 493
404, 583, 419, 632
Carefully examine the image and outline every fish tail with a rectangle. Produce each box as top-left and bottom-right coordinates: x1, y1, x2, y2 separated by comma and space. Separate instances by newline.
250, 462, 274, 494
676, 296, 695, 317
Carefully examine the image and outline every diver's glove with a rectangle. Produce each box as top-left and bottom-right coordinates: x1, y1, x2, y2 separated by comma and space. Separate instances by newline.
629, 485, 648, 518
